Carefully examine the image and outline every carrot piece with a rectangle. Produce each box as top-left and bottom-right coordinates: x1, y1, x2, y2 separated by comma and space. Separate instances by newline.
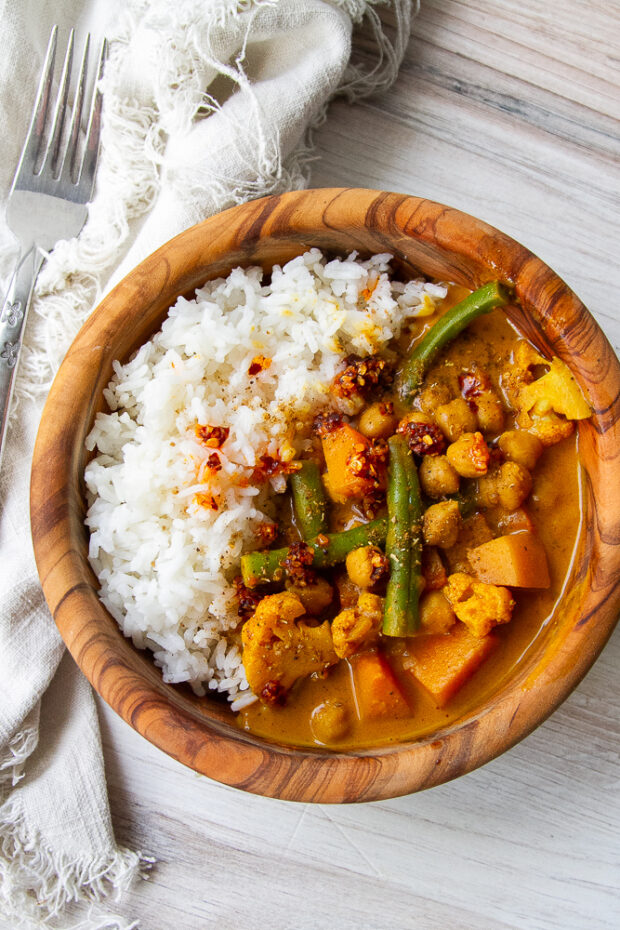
468, 531, 550, 588
406, 622, 498, 706
352, 651, 410, 720
322, 423, 385, 502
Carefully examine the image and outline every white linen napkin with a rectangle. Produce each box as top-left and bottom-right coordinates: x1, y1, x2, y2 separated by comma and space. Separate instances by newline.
0, 0, 413, 926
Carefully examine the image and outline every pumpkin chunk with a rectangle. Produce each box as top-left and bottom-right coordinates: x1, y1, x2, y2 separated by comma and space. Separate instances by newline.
406, 622, 498, 706
352, 651, 410, 720
321, 422, 387, 502
468, 531, 550, 588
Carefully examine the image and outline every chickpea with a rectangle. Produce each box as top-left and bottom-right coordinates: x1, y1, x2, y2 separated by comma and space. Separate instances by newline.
419, 454, 460, 499
495, 461, 533, 511
498, 429, 544, 470
475, 470, 500, 508
421, 545, 448, 590
475, 390, 505, 435
335, 571, 360, 608
397, 410, 434, 432
358, 401, 399, 439
423, 500, 462, 549
419, 590, 456, 635
285, 577, 333, 615
446, 431, 490, 478
310, 702, 351, 744
419, 381, 452, 414
435, 398, 477, 442
345, 545, 388, 588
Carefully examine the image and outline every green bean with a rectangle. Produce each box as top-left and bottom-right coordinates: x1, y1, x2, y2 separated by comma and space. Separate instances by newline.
383, 436, 415, 637
405, 446, 423, 635
240, 518, 388, 587
289, 461, 328, 539
397, 281, 510, 405
448, 487, 477, 519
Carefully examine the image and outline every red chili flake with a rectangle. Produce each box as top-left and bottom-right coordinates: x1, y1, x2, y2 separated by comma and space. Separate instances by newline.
248, 355, 272, 377
347, 437, 389, 487
369, 548, 389, 583
205, 453, 221, 472
194, 492, 219, 511
233, 577, 264, 620
313, 411, 344, 438
251, 455, 301, 483
400, 421, 446, 457
468, 433, 491, 474
316, 533, 330, 550
195, 424, 230, 448
459, 370, 491, 404
260, 680, 287, 706
283, 541, 316, 586
331, 355, 393, 400
256, 522, 278, 545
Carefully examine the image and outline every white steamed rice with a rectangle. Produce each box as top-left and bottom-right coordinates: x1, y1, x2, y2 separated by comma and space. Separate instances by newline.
84, 249, 447, 709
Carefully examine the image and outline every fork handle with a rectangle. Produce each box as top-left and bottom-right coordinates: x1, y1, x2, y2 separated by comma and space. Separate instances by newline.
0, 247, 45, 468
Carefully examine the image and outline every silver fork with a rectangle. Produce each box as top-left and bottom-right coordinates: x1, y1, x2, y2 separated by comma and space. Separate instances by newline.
0, 26, 107, 464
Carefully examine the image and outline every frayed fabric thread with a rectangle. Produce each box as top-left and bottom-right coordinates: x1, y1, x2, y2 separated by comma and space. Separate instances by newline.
11, 0, 416, 409
0, 793, 152, 929
0, 713, 39, 789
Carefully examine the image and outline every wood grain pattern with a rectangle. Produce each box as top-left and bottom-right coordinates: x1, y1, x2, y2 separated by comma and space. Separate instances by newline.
30, 188, 620, 803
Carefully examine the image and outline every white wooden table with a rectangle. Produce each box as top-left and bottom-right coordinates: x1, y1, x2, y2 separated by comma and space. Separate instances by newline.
85, 2, 620, 927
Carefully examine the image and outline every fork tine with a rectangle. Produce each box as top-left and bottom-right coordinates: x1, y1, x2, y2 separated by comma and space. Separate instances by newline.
11, 26, 58, 185
59, 34, 90, 185
76, 37, 107, 200
42, 28, 75, 177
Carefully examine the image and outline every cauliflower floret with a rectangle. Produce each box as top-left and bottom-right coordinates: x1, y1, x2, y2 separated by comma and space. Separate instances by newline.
331, 592, 384, 659
503, 342, 590, 446
241, 591, 338, 704
516, 408, 574, 446
443, 572, 515, 638
518, 355, 591, 421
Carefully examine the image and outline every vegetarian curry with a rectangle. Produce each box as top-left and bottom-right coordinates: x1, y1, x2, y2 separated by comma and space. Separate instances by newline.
235, 282, 589, 749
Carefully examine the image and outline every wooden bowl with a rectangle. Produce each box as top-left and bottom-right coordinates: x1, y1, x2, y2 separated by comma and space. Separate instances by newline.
30, 189, 620, 802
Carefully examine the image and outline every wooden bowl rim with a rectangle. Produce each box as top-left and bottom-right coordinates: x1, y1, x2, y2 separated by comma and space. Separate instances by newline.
30, 188, 620, 802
